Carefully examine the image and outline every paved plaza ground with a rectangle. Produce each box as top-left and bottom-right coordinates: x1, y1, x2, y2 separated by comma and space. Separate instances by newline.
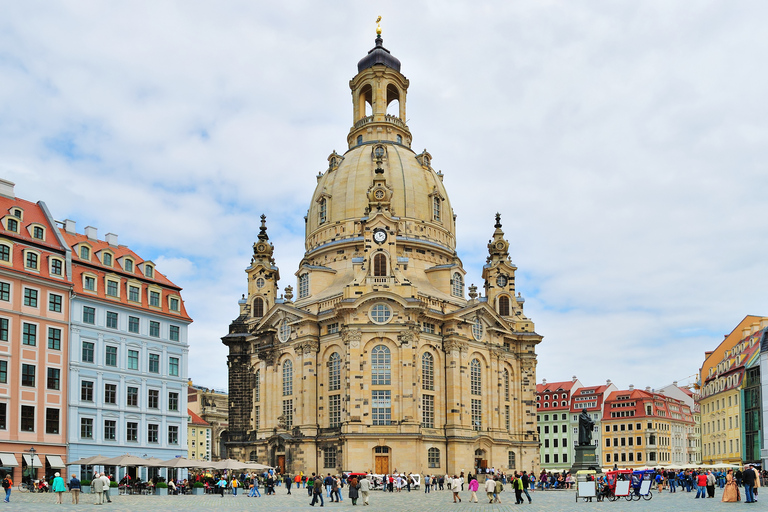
3, 486, 755, 512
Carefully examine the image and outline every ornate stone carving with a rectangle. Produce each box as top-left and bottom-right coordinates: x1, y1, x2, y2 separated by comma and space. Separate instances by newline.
341, 327, 362, 348
259, 347, 279, 368
397, 323, 420, 347
296, 339, 320, 355
443, 339, 467, 355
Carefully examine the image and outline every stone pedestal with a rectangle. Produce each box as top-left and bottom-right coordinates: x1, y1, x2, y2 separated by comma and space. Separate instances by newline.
569, 444, 601, 474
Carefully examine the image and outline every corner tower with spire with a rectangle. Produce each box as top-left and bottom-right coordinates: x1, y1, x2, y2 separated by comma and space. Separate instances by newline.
223, 24, 542, 477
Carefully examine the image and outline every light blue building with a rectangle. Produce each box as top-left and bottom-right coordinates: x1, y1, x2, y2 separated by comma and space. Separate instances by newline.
62, 224, 191, 481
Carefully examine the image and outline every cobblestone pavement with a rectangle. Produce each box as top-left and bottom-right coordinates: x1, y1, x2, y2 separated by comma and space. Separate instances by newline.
2, 487, 755, 512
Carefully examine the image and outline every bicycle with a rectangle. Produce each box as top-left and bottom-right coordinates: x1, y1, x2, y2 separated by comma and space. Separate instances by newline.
17, 481, 37, 493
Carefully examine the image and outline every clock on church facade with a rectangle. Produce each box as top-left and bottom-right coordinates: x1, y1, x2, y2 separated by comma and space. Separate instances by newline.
222, 31, 542, 476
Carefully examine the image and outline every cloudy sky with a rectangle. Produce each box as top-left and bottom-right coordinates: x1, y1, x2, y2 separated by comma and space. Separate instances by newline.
2, 1, 767, 393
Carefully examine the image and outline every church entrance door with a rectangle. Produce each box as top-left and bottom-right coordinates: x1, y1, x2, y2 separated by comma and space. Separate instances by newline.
375, 456, 389, 474
277, 455, 285, 474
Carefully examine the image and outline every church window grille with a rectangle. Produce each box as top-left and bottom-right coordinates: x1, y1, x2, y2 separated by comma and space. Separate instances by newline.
282, 360, 293, 396
422, 352, 434, 391
451, 273, 463, 297
254, 297, 264, 317
505, 405, 511, 431
433, 196, 441, 221
329, 394, 341, 428
279, 320, 291, 342
372, 390, 391, 425
254, 406, 260, 430
472, 318, 483, 341
371, 345, 391, 385
323, 447, 337, 468
298, 273, 309, 298
428, 447, 440, 468
256, 277, 265, 289
254, 369, 260, 402
282, 399, 293, 429
369, 303, 392, 324
422, 394, 434, 428
508, 451, 516, 469
329, 352, 341, 391
319, 198, 327, 224
327, 323, 339, 334
471, 399, 482, 431
499, 295, 510, 316
503, 369, 510, 401
373, 253, 387, 277
470, 359, 482, 395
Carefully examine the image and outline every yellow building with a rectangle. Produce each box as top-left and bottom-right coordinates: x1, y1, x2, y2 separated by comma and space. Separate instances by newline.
187, 381, 228, 461
187, 409, 212, 461
222, 30, 542, 476
700, 316, 767, 465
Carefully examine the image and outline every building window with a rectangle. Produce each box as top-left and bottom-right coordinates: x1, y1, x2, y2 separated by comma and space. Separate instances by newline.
298, 274, 309, 298
32, 226, 44, 240
46, 367, 60, 390
105, 346, 117, 367
21, 364, 35, 386
106, 311, 118, 329
428, 447, 440, 468
329, 394, 342, 428
371, 345, 391, 385
145, 265, 154, 278
328, 352, 341, 391
505, 405, 511, 431
0, 282, 8, 301
168, 392, 179, 411
373, 253, 387, 277
282, 360, 293, 396
147, 425, 158, 445
169, 357, 179, 376
472, 318, 484, 341
422, 352, 434, 391
470, 358, 482, 395
106, 280, 118, 297
149, 290, 160, 307
471, 399, 482, 431
83, 306, 95, 324
50, 259, 63, 276
128, 316, 139, 333
422, 394, 435, 428
451, 272, 464, 297
0, 245, 9, 262
148, 389, 159, 409
23, 288, 38, 307
25, 251, 38, 269
124, 259, 134, 272
104, 384, 116, 404
0, 318, 6, 342
128, 350, 139, 370
84, 276, 96, 291
282, 399, 293, 429
372, 390, 392, 425
255, 406, 260, 430
80, 246, 90, 259
80, 417, 93, 438
369, 303, 392, 324
319, 198, 327, 224
170, 297, 179, 311
21, 405, 34, 432
49, 293, 62, 312
126, 422, 138, 442
0, 361, 6, 383
508, 451, 516, 469
149, 321, 160, 337
6, 219, 18, 232
499, 295, 510, 316
149, 353, 160, 373
22, 323, 37, 346
422, 322, 435, 334
128, 286, 140, 302
127, 387, 138, 407
168, 425, 179, 445
104, 420, 116, 440
103, 252, 112, 266
433, 196, 441, 221
503, 368, 510, 401
254, 370, 260, 402
82, 341, 94, 363
254, 298, 264, 317
81, 380, 94, 401
322, 446, 337, 468
357, 135, 363, 145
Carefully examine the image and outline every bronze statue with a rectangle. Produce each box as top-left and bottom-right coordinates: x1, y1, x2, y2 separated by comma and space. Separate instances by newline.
578, 409, 595, 446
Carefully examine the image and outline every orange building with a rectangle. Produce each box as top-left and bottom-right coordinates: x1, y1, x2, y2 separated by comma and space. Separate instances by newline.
0, 180, 71, 482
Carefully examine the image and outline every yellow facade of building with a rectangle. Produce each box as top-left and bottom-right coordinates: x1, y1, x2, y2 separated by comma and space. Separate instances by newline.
187, 409, 212, 461
222, 32, 542, 476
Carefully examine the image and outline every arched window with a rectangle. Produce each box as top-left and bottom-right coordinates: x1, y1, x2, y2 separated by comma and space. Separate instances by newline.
422, 352, 434, 391
319, 198, 327, 224
470, 359, 481, 396
373, 253, 387, 277
428, 447, 440, 468
254, 369, 260, 402
472, 318, 484, 341
503, 368, 510, 401
329, 352, 341, 391
298, 273, 309, 298
254, 297, 264, 317
371, 345, 391, 385
433, 196, 441, 221
498, 295, 510, 316
451, 273, 463, 297
282, 360, 293, 396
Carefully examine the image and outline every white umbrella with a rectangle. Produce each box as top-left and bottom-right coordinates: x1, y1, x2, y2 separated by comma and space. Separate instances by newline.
157, 457, 207, 469
244, 462, 273, 471
67, 455, 111, 466
210, 459, 251, 471
100, 454, 164, 467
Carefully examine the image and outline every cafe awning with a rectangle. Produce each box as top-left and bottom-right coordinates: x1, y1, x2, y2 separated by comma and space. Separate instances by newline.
22, 454, 43, 467
0, 453, 19, 467
46, 455, 66, 469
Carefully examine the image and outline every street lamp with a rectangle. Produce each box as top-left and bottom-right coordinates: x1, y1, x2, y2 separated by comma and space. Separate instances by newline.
28, 447, 36, 482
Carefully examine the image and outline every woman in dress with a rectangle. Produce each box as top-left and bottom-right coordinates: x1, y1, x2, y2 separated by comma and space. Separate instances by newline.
721, 469, 740, 502
348, 476, 359, 505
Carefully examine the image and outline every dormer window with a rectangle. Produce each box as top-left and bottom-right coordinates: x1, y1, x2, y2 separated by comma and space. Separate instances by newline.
24, 251, 38, 270
6, 219, 18, 233
80, 246, 90, 260
433, 196, 441, 222
0, 244, 10, 262
32, 226, 44, 240
170, 297, 180, 311
84, 275, 96, 291
149, 290, 161, 307
319, 198, 327, 224
103, 253, 112, 266
124, 258, 134, 272
298, 274, 309, 298
145, 265, 154, 278
12, 209, 21, 219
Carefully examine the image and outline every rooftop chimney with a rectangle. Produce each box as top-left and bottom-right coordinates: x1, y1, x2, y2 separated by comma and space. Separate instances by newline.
84, 226, 98, 240
606, 379, 612, 386
645, 386, 651, 392
628, 384, 634, 391
64, 219, 76, 234
542, 379, 547, 385
105, 233, 118, 247
673, 381, 678, 387
572, 375, 578, 382
0, 179, 15, 199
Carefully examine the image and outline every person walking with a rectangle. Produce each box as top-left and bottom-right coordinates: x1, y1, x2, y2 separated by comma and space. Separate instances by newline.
51, 472, 67, 504
1, 474, 11, 503
348, 475, 359, 505
743, 465, 757, 504
285, 473, 293, 495
521, 471, 533, 503
310, 475, 324, 506
451, 475, 462, 503
231, 475, 239, 496
307, 474, 315, 497
695, 471, 707, 499
359, 474, 371, 506
92, 473, 105, 505
216, 476, 227, 497
100, 473, 112, 503
69, 474, 81, 504
484, 476, 496, 503
468, 475, 479, 503
494, 476, 504, 503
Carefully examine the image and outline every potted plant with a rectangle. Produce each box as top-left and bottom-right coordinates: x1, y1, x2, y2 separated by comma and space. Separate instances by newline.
192, 482, 205, 495
109, 480, 119, 496
155, 481, 168, 496
80, 480, 91, 494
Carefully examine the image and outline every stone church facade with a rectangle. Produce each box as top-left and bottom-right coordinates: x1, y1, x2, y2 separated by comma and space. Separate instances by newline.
223, 31, 542, 477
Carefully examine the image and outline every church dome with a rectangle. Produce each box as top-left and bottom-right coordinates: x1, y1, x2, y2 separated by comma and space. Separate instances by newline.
357, 35, 402, 73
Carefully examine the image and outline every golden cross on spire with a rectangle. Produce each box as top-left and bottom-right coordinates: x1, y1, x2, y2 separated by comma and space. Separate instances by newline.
376, 15, 382, 35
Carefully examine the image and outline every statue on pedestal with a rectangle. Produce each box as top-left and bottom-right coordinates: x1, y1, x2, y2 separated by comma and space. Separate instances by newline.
578, 409, 595, 446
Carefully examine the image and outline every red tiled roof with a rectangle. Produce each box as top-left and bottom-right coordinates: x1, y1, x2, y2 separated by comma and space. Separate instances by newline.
536, 380, 578, 393
188, 409, 210, 426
